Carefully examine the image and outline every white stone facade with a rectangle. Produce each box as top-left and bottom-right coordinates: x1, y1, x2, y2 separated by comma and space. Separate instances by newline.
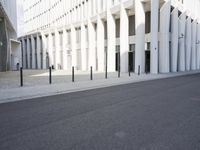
0, 0, 21, 71
20, 0, 200, 74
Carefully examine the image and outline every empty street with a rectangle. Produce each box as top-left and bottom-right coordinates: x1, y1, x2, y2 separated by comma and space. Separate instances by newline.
0, 74, 200, 150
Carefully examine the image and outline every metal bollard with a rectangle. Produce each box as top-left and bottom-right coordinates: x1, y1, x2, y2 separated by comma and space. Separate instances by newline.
90, 66, 93, 80
20, 67, 23, 87
118, 68, 120, 78
72, 66, 74, 82
105, 66, 108, 79
49, 66, 52, 84
138, 65, 140, 76
129, 65, 131, 77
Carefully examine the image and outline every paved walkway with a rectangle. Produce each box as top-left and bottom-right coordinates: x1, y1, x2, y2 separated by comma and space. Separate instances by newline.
0, 69, 199, 104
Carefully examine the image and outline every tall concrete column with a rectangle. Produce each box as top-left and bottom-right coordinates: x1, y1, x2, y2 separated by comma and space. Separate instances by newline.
120, 4, 129, 73
159, 0, 171, 73
197, 24, 200, 70
22, 38, 26, 69
150, 0, 159, 74
135, 0, 145, 74
27, 37, 31, 69
48, 33, 54, 67
80, 2, 87, 70
191, 20, 197, 70
185, 17, 192, 71
97, 16, 105, 72
62, 29, 68, 70
37, 34, 41, 69
107, 10, 116, 72
178, 12, 186, 72
71, 25, 77, 69
170, 8, 179, 72
81, 24, 87, 71
31, 35, 36, 69
88, 20, 96, 70
24, 39, 28, 69
55, 30, 61, 69
42, 35, 47, 69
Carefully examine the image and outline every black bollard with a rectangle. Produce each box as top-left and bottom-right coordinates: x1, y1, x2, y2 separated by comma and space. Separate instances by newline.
90, 66, 93, 80
129, 65, 131, 77
20, 67, 23, 87
118, 52, 120, 78
105, 49, 108, 79
105, 65, 108, 79
138, 65, 140, 76
49, 66, 52, 84
72, 66, 74, 82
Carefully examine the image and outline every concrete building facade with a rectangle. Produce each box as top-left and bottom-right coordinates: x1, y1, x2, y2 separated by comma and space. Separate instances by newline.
0, 0, 21, 71
20, 0, 200, 74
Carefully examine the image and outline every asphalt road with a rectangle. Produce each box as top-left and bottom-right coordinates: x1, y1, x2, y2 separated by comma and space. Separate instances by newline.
0, 74, 200, 150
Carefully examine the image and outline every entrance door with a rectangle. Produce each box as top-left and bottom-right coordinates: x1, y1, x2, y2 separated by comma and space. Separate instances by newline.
145, 51, 150, 73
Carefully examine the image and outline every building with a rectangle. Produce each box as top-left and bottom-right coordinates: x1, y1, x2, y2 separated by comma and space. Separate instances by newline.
20, 0, 200, 74
0, 0, 21, 71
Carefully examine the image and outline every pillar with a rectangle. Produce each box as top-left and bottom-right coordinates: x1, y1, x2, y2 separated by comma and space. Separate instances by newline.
191, 20, 197, 70
48, 33, 54, 67
37, 34, 41, 69
81, 24, 87, 71
31, 35, 36, 69
71, 25, 77, 69
107, 9, 116, 72
170, 8, 179, 72
120, 4, 129, 73
63, 29, 68, 70
135, 0, 145, 74
185, 17, 192, 71
197, 23, 200, 69
42, 35, 47, 69
27, 37, 31, 69
97, 16, 105, 72
88, 20, 96, 70
22, 38, 26, 69
178, 12, 186, 72
55, 30, 61, 69
159, 0, 171, 73
150, 0, 159, 74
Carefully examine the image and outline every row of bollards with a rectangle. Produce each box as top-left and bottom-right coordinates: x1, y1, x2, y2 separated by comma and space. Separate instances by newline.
19, 65, 141, 87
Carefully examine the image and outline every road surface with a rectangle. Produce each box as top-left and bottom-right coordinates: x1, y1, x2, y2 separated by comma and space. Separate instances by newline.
0, 74, 200, 150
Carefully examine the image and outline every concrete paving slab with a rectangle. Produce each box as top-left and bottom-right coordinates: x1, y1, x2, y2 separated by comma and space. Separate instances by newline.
0, 70, 199, 104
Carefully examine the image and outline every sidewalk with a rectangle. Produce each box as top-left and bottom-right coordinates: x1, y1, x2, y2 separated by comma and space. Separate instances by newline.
0, 70, 199, 104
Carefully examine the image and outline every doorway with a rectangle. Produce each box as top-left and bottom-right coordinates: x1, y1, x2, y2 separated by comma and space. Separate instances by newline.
145, 50, 150, 73
115, 46, 120, 71
128, 51, 135, 72
129, 44, 135, 72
